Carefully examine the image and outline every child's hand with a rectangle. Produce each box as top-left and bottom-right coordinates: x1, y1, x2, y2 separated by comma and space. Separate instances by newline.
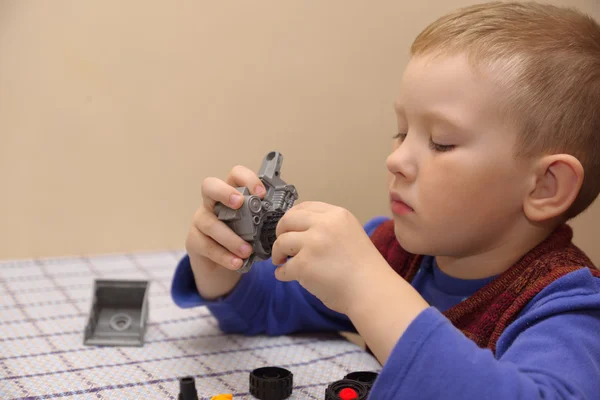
187, 165, 267, 271
272, 201, 429, 364
185, 165, 266, 299
271, 201, 391, 314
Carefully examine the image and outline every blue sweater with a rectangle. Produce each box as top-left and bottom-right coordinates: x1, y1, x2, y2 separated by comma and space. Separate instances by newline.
171, 217, 600, 399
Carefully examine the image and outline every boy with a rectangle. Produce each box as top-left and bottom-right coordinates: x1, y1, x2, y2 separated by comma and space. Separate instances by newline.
172, 2, 600, 398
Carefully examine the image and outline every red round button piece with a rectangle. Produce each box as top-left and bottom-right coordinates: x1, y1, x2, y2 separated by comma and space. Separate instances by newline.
339, 387, 358, 400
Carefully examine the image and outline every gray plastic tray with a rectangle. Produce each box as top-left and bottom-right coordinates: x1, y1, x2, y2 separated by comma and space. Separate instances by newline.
83, 279, 150, 347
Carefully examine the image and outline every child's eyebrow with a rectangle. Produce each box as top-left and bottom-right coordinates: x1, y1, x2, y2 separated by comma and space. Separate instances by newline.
393, 102, 405, 115
424, 110, 467, 133
394, 102, 467, 133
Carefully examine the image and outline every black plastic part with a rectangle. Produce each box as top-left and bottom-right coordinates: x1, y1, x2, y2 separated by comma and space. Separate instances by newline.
178, 376, 198, 400
249, 367, 293, 400
325, 379, 369, 400
343, 371, 379, 390
259, 211, 284, 254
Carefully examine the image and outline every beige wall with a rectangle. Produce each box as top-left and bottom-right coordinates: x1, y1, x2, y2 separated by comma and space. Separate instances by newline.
1, 0, 598, 264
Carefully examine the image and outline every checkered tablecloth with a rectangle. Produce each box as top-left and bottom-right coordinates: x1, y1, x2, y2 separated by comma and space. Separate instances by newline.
0, 251, 381, 399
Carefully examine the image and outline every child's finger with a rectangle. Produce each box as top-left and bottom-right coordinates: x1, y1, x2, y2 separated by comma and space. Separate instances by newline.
271, 231, 303, 265
193, 211, 253, 260
226, 165, 266, 197
290, 201, 332, 213
275, 209, 313, 238
188, 224, 246, 270
274, 259, 297, 282
201, 177, 245, 210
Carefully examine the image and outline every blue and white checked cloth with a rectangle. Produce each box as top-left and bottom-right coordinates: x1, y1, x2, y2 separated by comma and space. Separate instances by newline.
0, 251, 381, 399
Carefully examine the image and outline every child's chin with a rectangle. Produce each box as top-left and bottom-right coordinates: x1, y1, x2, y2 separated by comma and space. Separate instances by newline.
393, 228, 424, 254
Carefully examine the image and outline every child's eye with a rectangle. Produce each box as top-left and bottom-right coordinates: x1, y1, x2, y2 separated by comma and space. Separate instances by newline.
393, 132, 407, 141
429, 138, 455, 152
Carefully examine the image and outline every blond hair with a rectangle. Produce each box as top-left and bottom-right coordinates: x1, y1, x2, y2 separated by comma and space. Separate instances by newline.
411, 1, 600, 219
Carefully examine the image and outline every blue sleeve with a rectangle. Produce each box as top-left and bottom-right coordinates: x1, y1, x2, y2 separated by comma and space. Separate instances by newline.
369, 269, 600, 399
171, 215, 390, 335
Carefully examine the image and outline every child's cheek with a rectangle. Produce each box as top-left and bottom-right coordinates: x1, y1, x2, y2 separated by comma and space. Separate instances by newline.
423, 153, 511, 218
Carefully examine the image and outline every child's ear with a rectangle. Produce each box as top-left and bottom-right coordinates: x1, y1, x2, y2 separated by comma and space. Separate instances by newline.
523, 154, 584, 222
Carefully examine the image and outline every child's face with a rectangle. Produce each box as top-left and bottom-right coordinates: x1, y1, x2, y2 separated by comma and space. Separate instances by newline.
386, 53, 533, 258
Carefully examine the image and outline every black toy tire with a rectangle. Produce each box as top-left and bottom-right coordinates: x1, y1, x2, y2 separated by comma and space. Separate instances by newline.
249, 366, 293, 400
343, 371, 379, 390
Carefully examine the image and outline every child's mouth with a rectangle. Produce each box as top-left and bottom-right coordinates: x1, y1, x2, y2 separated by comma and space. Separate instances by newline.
389, 192, 414, 215
391, 200, 414, 215
390, 190, 415, 215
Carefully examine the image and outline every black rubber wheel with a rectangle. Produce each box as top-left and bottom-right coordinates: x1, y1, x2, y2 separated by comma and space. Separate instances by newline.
249, 366, 293, 400
343, 371, 379, 390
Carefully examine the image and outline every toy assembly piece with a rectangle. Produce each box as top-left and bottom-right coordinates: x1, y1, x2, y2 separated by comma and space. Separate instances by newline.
210, 395, 233, 400
173, 368, 376, 399
214, 151, 298, 274
249, 366, 293, 400
325, 371, 379, 400
178, 376, 199, 400
343, 371, 379, 391
325, 379, 369, 400
83, 279, 150, 347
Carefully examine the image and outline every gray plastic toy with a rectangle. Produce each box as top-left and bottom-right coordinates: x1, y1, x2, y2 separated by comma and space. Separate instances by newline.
83, 279, 150, 347
214, 151, 298, 273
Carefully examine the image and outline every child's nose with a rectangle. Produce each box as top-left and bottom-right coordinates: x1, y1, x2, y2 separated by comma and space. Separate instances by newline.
386, 141, 417, 181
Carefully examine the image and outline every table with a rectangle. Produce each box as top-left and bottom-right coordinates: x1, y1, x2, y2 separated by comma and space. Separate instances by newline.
0, 251, 381, 399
